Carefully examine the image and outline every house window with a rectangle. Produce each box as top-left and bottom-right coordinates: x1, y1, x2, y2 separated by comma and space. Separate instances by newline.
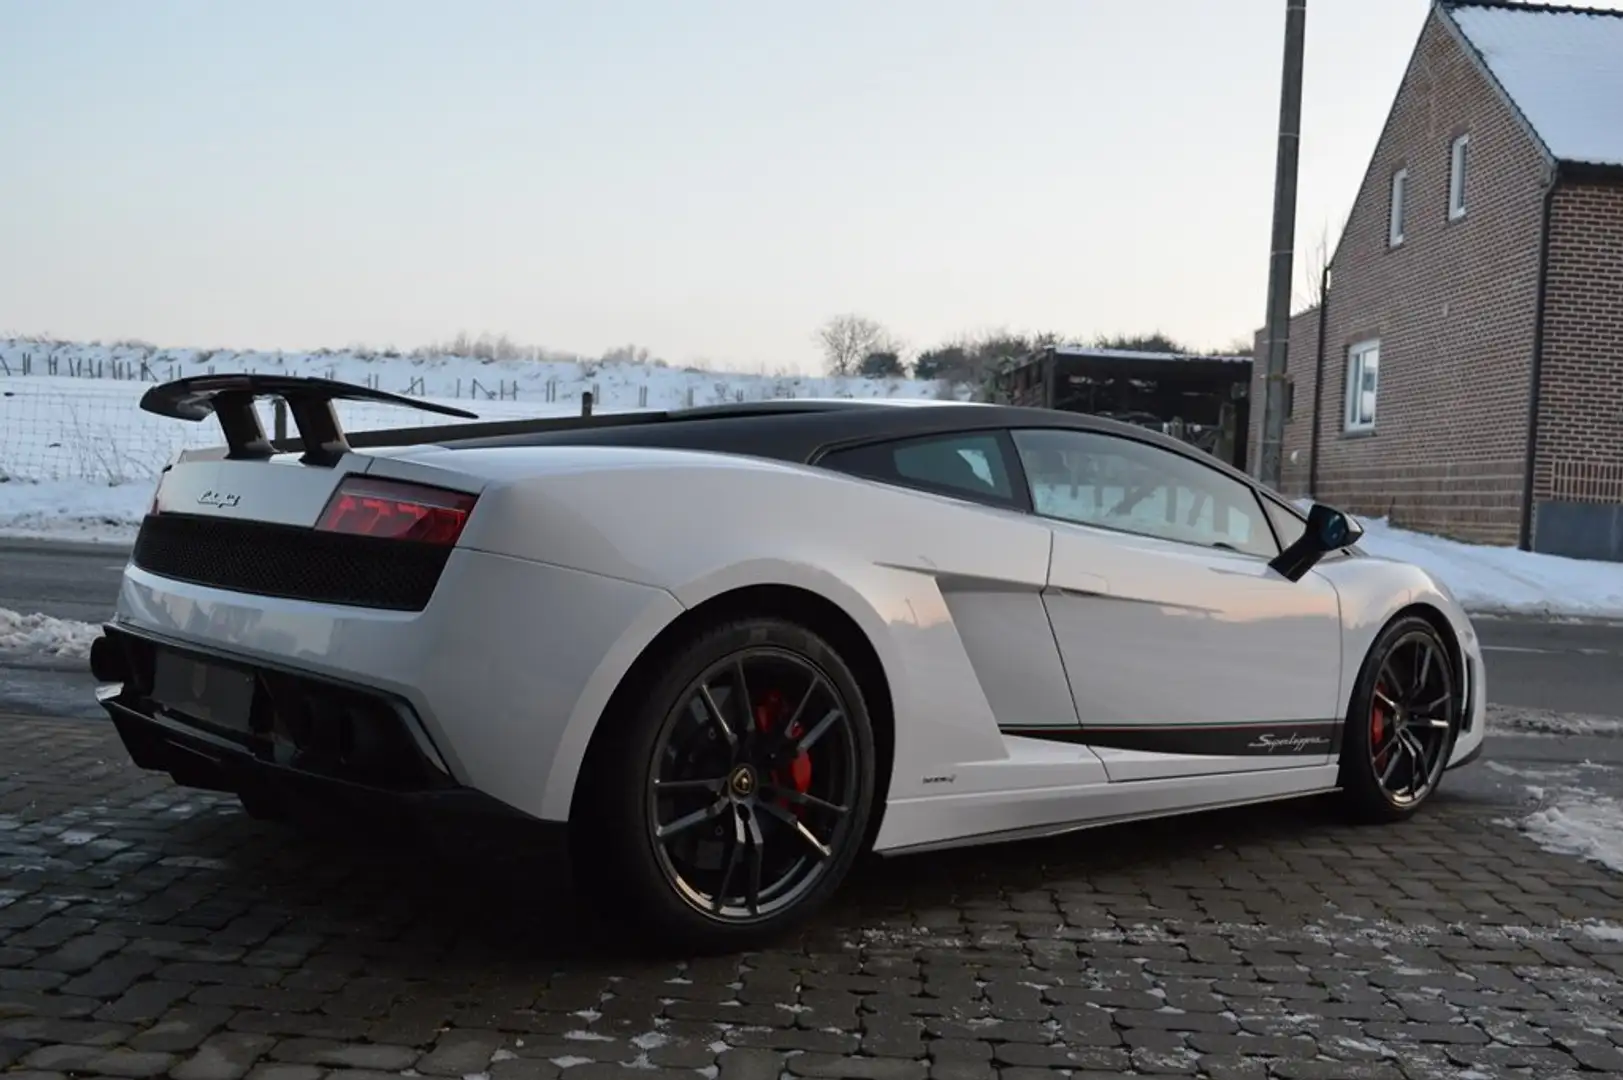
1389, 169, 1408, 246
1449, 133, 1469, 220
1345, 340, 1379, 432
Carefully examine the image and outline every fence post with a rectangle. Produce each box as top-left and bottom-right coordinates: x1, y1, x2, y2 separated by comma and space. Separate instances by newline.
581, 391, 594, 417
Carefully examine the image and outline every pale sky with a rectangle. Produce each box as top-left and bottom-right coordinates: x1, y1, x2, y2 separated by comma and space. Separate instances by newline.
0, 0, 1567, 372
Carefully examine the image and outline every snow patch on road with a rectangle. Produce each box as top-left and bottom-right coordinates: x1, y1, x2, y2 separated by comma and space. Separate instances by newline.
0, 606, 101, 658
1487, 704, 1623, 738
1482, 758, 1623, 876
1516, 790, 1623, 876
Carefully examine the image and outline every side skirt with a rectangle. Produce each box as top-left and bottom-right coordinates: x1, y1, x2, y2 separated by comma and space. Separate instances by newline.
870, 762, 1340, 856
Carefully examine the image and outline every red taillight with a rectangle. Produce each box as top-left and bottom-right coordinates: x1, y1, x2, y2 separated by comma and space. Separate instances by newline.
315, 476, 477, 545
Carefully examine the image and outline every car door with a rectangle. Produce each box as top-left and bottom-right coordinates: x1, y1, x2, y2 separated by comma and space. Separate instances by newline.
1008, 426, 1345, 782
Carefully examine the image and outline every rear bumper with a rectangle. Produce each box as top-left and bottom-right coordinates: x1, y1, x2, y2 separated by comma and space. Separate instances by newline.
93, 626, 554, 838
99, 546, 684, 823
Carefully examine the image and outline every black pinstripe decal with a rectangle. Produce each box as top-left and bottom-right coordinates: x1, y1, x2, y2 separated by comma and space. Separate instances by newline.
1003, 719, 1343, 757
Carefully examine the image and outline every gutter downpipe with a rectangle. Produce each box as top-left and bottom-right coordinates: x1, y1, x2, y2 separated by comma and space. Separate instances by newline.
1308, 263, 1330, 499
1519, 165, 1560, 551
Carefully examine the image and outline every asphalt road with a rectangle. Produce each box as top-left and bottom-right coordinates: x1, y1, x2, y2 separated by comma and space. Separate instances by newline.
0, 537, 131, 720
4, 536, 1623, 807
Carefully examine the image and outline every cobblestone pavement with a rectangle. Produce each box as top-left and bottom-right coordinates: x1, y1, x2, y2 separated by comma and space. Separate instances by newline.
4, 717, 1623, 1080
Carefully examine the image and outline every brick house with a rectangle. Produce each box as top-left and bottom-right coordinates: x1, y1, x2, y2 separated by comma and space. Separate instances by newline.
1247, 0, 1623, 561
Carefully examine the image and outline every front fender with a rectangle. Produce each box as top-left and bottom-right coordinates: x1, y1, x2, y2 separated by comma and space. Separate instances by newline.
1314, 555, 1485, 766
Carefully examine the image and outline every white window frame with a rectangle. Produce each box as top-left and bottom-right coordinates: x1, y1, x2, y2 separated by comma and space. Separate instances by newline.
1345, 339, 1380, 433
1449, 133, 1470, 220
1388, 169, 1408, 246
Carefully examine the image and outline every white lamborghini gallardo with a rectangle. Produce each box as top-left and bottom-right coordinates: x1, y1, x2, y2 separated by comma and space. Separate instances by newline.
90, 375, 1485, 950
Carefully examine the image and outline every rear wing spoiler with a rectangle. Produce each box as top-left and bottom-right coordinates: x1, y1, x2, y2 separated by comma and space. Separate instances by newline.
140, 374, 676, 465
140, 374, 483, 467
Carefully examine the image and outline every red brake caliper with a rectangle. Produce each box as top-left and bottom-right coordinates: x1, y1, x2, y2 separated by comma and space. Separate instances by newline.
1371, 681, 1389, 769
754, 689, 812, 815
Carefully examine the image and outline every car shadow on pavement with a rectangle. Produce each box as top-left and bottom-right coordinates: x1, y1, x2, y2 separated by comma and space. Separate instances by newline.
139, 789, 1423, 965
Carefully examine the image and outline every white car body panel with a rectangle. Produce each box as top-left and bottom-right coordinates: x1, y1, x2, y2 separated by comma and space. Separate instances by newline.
1042, 520, 1346, 778
105, 405, 1486, 862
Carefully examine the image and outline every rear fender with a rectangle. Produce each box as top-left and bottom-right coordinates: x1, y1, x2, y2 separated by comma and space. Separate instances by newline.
537, 558, 906, 822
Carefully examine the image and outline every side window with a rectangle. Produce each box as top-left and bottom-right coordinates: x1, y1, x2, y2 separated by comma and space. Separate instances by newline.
1262, 497, 1307, 550
1010, 428, 1279, 558
821, 432, 1018, 506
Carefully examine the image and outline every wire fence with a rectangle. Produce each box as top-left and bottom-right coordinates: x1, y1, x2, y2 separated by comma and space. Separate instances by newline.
0, 376, 575, 485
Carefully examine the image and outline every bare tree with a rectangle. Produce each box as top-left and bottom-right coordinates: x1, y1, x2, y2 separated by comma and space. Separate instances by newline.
816, 314, 891, 376
1296, 215, 1344, 312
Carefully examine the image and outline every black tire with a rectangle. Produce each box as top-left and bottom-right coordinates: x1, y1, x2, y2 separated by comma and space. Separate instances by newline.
569, 616, 878, 953
1337, 614, 1460, 823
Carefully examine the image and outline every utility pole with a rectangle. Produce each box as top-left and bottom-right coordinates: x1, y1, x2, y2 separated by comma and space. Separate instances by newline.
1258, 0, 1307, 489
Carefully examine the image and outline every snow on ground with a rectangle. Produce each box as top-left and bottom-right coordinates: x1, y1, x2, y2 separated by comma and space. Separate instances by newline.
1485, 704, 1623, 738
1, 336, 961, 543
0, 478, 154, 546
1488, 760, 1623, 878
1351, 512, 1623, 620
0, 606, 100, 659
0, 336, 959, 417
2, 373, 580, 486
1518, 793, 1623, 877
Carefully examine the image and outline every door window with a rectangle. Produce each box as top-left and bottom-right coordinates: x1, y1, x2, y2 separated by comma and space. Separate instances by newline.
1262, 496, 1307, 550
1011, 428, 1278, 558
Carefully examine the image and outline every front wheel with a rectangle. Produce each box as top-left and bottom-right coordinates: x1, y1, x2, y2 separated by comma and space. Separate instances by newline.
571, 616, 878, 953
1338, 614, 1460, 823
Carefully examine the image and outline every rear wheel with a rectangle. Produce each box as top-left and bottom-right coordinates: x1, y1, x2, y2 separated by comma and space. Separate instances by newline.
1338, 614, 1459, 823
571, 616, 877, 953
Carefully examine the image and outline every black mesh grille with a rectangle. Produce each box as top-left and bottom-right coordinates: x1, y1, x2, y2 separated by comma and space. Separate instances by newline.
131, 513, 452, 611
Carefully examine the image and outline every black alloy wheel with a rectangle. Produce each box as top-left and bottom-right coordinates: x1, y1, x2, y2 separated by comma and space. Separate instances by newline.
1339, 614, 1460, 822
571, 616, 877, 952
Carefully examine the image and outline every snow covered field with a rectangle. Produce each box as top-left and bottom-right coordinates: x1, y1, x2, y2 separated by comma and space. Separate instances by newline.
0, 335, 957, 423
1, 337, 960, 543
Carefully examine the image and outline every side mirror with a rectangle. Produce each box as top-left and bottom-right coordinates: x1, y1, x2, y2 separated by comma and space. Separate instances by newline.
1269, 502, 1363, 582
